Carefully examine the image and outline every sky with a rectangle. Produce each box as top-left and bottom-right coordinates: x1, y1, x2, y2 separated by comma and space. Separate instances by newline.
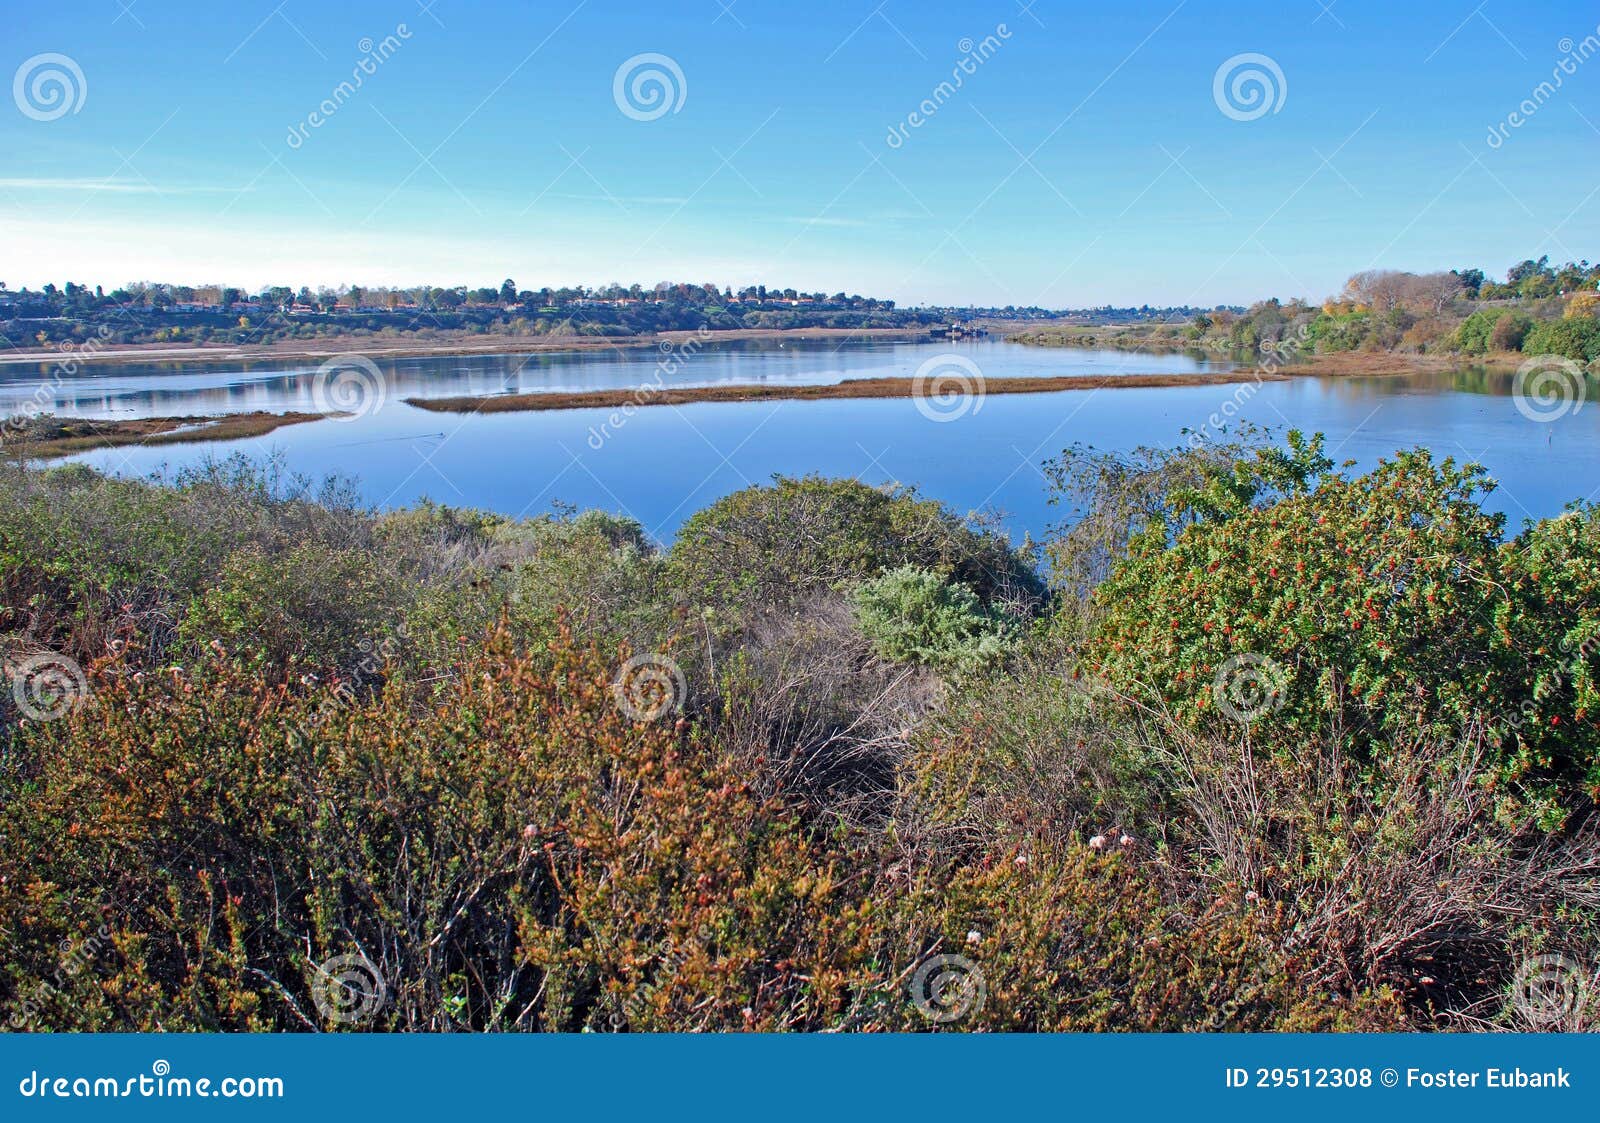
3, 0, 1599, 307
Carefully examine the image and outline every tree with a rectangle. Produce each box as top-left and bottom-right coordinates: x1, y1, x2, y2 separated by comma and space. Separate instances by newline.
1452, 268, 1485, 298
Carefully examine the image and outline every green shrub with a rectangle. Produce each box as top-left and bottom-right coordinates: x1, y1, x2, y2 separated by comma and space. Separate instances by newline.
1523, 316, 1600, 362
669, 476, 1042, 619
1452, 308, 1525, 354
1308, 311, 1371, 352
851, 565, 1016, 670
1084, 446, 1600, 819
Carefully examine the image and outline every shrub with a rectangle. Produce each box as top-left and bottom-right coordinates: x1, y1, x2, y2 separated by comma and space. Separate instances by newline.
1489, 311, 1535, 352
669, 476, 1042, 620
1452, 308, 1529, 355
1084, 447, 1600, 816
851, 565, 1016, 670
1523, 316, 1600, 362
1308, 311, 1371, 352
0, 620, 1392, 1031
178, 541, 396, 676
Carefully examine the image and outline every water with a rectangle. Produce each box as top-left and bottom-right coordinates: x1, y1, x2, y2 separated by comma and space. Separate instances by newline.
5, 339, 1595, 543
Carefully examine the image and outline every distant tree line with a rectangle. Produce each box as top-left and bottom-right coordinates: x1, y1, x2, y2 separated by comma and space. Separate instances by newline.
0, 278, 939, 349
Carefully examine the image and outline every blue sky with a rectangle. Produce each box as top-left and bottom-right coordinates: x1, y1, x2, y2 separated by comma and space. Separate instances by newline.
4, 1, 1599, 306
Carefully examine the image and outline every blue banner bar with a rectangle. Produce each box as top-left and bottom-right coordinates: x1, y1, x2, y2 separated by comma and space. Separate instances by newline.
3, 1034, 1595, 1120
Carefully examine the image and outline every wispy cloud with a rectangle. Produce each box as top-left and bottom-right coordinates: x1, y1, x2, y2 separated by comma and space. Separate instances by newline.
0, 178, 247, 195
779, 215, 871, 228
546, 192, 690, 205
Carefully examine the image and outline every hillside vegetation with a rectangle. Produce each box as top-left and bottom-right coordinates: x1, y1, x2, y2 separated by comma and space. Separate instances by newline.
1, 439, 1596, 1031
1014, 256, 1600, 363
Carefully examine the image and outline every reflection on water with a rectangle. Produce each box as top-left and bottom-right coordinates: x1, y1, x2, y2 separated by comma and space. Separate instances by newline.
0, 338, 1233, 420
19, 340, 1598, 541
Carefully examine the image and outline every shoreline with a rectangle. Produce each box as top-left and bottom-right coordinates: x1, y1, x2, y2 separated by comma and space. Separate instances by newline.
3, 411, 324, 459
0, 326, 932, 369
405, 370, 1284, 415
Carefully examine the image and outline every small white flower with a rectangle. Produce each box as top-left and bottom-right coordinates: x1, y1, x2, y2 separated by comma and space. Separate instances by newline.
965, 929, 982, 946
1089, 834, 1106, 851
1118, 833, 1134, 849
1013, 854, 1029, 867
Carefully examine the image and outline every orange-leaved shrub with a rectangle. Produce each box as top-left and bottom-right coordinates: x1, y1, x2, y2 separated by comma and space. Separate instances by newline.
0, 621, 1387, 1031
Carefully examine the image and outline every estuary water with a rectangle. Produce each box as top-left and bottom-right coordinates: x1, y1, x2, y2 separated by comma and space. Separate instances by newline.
3, 338, 1594, 541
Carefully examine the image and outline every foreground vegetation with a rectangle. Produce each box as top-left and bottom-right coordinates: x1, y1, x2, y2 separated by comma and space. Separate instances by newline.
1, 434, 1597, 1032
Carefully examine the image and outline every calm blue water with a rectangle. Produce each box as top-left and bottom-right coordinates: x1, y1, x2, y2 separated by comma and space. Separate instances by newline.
5, 339, 1595, 543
